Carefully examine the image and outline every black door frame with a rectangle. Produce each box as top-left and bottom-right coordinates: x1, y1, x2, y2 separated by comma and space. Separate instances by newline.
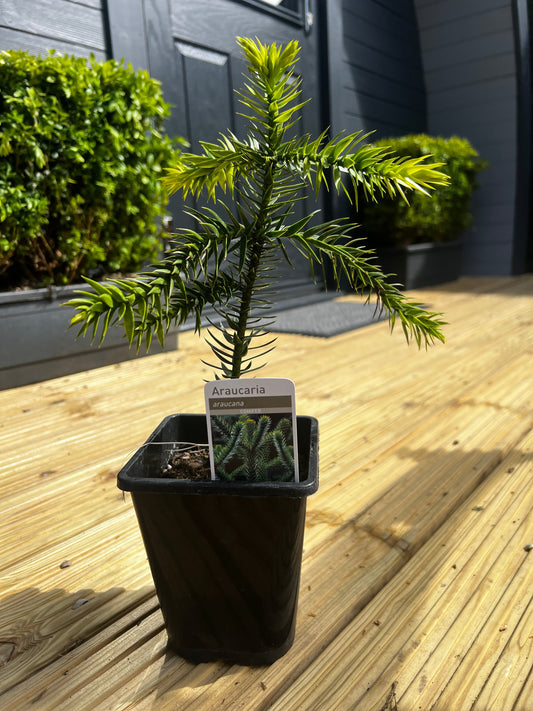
512, 0, 532, 272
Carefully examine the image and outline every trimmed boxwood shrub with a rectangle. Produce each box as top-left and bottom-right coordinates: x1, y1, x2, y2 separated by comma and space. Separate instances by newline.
360, 134, 488, 247
0, 50, 177, 289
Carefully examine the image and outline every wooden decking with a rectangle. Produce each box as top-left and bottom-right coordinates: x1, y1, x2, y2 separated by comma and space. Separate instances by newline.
1, 275, 532, 711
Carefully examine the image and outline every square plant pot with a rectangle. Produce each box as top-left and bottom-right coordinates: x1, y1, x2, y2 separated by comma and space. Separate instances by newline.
117, 413, 319, 665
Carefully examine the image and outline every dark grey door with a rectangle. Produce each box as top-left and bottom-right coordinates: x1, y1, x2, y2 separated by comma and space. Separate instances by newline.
106, 0, 324, 292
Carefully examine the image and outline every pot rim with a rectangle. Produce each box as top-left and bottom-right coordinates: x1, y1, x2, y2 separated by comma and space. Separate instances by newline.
117, 413, 319, 498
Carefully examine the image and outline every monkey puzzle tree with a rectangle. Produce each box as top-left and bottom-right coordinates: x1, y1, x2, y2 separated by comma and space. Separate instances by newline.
67, 37, 447, 376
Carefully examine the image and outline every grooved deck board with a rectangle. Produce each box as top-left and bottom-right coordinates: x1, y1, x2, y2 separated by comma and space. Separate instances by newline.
0, 276, 532, 710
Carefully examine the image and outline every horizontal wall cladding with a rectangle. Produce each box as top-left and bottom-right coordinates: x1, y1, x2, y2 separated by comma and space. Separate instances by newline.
422, 30, 514, 73
343, 4, 422, 62
427, 77, 516, 115
416, 0, 507, 26
0, 28, 106, 60
0, 0, 106, 56
342, 90, 425, 135
341, 113, 421, 139
341, 58, 425, 108
414, 0, 517, 276
429, 105, 515, 143
339, 0, 426, 138
426, 52, 515, 93
340, 73, 425, 134
417, 3, 512, 40
346, 0, 423, 26
343, 34, 422, 87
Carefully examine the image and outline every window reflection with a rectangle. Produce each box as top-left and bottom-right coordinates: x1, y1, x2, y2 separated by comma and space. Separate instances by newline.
259, 0, 299, 10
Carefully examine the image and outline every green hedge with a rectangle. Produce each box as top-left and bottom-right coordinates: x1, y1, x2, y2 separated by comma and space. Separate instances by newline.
360, 134, 488, 247
0, 51, 177, 289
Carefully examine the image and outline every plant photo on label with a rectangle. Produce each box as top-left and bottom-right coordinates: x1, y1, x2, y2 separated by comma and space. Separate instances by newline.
212, 413, 295, 482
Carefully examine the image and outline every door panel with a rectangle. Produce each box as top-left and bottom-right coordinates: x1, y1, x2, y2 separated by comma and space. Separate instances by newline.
176, 43, 235, 146
107, 0, 323, 289
169, 0, 322, 287
169, 0, 320, 139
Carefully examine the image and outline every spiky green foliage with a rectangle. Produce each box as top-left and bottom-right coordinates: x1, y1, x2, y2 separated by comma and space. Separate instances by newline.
67, 37, 448, 377
213, 414, 294, 482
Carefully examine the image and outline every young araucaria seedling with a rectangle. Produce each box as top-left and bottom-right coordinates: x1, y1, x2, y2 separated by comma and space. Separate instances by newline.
67, 38, 447, 377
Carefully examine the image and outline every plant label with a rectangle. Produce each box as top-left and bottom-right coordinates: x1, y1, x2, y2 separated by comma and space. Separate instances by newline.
204, 378, 298, 482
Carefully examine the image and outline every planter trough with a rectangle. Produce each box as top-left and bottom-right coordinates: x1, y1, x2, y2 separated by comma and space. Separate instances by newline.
375, 240, 462, 290
0, 284, 179, 390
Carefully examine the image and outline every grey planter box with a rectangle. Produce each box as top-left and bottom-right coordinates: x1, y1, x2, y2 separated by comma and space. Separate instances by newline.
325, 240, 462, 292
375, 240, 462, 290
0, 284, 179, 390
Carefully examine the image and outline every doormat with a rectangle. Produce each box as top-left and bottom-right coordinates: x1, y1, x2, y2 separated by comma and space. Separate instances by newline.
268, 300, 386, 338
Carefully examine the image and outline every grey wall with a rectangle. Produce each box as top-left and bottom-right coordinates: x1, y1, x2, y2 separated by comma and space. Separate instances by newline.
414, 0, 521, 275
0, 0, 107, 59
326, 0, 426, 140
324, 0, 426, 232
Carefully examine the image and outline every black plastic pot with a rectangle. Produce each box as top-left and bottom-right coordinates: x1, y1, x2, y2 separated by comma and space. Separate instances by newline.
117, 413, 318, 665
